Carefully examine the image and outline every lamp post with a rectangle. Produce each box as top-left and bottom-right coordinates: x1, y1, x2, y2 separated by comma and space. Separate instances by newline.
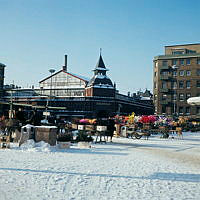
49, 69, 55, 97
44, 69, 55, 121
171, 65, 178, 117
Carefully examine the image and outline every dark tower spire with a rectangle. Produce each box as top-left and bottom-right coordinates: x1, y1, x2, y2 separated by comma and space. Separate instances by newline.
95, 54, 106, 69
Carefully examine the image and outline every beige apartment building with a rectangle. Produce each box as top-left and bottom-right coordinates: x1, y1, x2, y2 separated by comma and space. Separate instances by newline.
153, 43, 200, 116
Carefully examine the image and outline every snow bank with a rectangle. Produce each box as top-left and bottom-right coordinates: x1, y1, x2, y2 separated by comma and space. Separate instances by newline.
20, 139, 51, 152
0, 132, 200, 200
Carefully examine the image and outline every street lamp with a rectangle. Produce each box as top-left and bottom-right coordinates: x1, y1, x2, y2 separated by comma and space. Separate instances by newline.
171, 65, 178, 116
44, 69, 55, 121
49, 69, 55, 97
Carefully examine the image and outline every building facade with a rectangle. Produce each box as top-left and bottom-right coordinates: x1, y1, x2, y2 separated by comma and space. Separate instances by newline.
153, 43, 200, 116
0, 63, 6, 115
2, 55, 154, 119
0, 63, 5, 98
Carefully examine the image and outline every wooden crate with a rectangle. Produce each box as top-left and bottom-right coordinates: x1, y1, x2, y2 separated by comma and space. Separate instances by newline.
71, 124, 78, 129
85, 125, 94, 131
176, 127, 182, 132
78, 125, 85, 130
0, 135, 10, 148
96, 126, 107, 132
35, 126, 57, 146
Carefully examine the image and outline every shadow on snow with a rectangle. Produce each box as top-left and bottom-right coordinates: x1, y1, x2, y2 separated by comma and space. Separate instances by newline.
0, 168, 199, 183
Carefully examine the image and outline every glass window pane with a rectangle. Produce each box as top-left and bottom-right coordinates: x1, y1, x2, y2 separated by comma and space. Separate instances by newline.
186, 81, 191, 88
186, 70, 191, 76
179, 70, 185, 76
180, 59, 184, 65
186, 58, 191, 65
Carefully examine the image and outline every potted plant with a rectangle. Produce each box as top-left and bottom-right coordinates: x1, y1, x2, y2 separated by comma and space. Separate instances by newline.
75, 131, 93, 148
57, 133, 73, 149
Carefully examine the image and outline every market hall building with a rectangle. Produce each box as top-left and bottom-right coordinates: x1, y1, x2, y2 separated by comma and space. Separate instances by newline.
2, 55, 154, 119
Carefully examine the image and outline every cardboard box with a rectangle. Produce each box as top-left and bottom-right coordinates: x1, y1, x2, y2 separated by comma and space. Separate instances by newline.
78, 125, 85, 130
85, 125, 94, 131
35, 126, 57, 146
96, 126, 107, 132
71, 124, 78, 129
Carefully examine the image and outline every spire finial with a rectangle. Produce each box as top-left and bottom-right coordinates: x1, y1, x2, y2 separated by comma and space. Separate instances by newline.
100, 48, 102, 55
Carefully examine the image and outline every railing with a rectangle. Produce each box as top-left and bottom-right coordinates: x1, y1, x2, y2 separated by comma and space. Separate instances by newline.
160, 100, 169, 105
160, 88, 169, 93
160, 75, 170, 80
160, 65, 169, 70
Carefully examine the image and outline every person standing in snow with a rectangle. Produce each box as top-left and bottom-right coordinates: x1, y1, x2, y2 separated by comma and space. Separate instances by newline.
107, 117, 115, 142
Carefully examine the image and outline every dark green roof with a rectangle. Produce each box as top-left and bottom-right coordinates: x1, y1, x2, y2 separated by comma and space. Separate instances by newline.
0, 63, 6, 67
95, 55, 106, 69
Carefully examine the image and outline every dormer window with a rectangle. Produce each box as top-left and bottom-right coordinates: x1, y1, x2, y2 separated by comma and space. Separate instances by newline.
172, 51, 184, 55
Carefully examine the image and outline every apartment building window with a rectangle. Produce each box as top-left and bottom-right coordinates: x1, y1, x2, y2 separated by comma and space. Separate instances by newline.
172, 50, 184, 55
162, 81, 167, 89
172, 59, 177, 65
197, 69, 200, 76
197, 58, 200, 65
160, 71, 168, 75
187, 50, 196, 54
162, 94, 167, 100
179, 70, 185, 76
186, 81, 191, 89
172, 94, 177, 100
179, 81, 184, 89
162, 60, 168, 66
196, 107, 200, 115
197, 80, 200, 88
154, 72, 157, 77
180, 59, 184, 65
186, 70, 191, 76
186, 93, 191, 99
179, 107, 184, 114
186, 58, 191, 65
186, 107, 190, 115
179, 93, 184, 101
162, 106, 166, 114
172, 70, 177, 77
171, 81, 177, 89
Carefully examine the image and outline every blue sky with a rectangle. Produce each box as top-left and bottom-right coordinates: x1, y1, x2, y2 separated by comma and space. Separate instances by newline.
1, 0, 200, 94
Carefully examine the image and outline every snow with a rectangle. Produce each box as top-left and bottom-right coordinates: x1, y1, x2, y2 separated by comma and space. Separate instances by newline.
140, 96, 151, 100
0, 132, 200, 200
187, 97, 200, 105
95, 74, 108, 79
93, 84, 114, 89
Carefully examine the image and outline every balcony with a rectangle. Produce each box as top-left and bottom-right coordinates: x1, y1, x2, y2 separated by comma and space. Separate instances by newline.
160, 100, 169, 105
160, 75, 170, 80
160, 65, 169, 70
160, 88, 169, 93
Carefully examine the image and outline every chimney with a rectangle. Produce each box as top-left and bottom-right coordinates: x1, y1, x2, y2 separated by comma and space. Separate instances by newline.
63, 55, 67, 71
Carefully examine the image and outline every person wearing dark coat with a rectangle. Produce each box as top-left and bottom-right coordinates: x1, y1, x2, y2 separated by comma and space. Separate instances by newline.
107, 118, 115, 142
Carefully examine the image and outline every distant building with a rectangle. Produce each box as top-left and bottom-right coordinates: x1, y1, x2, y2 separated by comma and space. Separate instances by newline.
3, 54, 154, 119
0, 63, 5, 97
153, 43, 200, 116
136, 89, 153, 99
0, 63, 5, 115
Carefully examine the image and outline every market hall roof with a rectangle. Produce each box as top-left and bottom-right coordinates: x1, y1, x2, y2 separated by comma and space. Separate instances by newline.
39, 69, 90, 84
87, 55, 114, 88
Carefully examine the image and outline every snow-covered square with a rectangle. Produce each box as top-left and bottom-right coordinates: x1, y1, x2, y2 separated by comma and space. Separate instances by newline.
0, 132, 200, 200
